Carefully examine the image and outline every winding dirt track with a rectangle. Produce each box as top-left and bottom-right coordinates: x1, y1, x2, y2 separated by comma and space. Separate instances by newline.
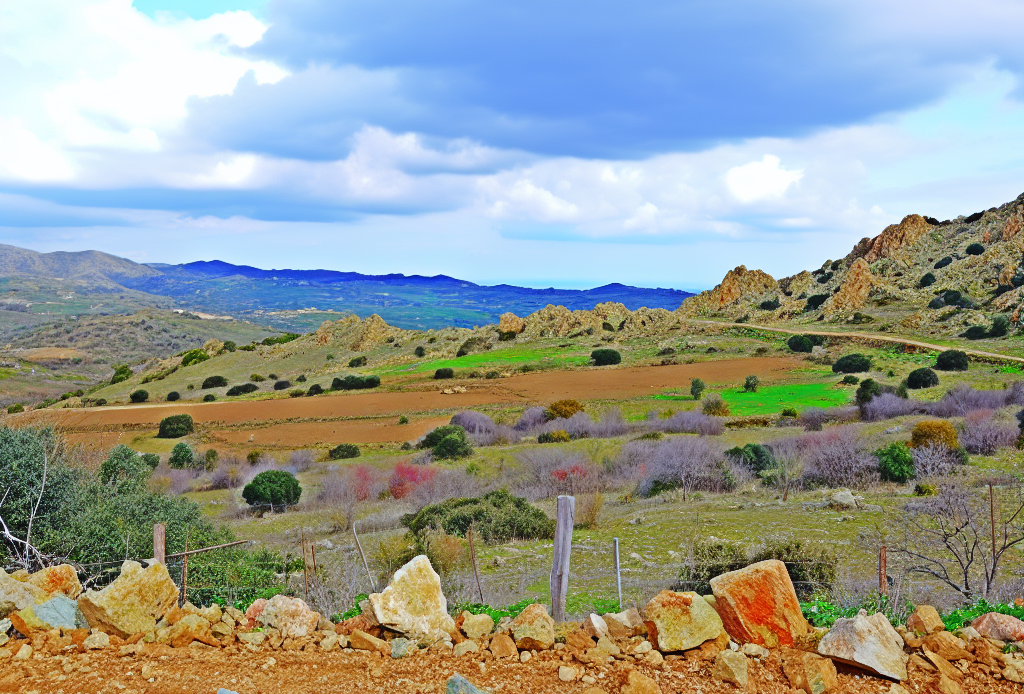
10, 357, 802, 447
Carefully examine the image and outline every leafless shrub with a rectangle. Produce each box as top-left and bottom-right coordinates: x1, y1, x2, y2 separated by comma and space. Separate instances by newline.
799, 408, 829, 431
306, 554, 367, 617
652, 411, 724, 435
356, 508, 408, 534
800, 426, 879, 488
288, 449, 317, 472
957, 410, 1017, 455
911, 444, 966, 478
317, 472, 361, 531
862, 393, 920, 422
513, 448, 603, 500
927, 382, 1024, 418
450, 411, 516, 446
406, 467, 483, 507
513, 406, 548, 433
590, 408, 631, 438
207, 455, 247, 490
149, 463, 195, 495
532, 409, 631, 440
636, 437, 729, 499
576, 492, 604, 529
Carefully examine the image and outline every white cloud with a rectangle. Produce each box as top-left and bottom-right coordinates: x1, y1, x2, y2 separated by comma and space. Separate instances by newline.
724, 155, 804, 203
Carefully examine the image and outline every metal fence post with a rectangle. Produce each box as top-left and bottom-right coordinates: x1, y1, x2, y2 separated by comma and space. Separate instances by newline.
613, 537, 622, 609
153, 523, 165, 565
550, 495, 575, 622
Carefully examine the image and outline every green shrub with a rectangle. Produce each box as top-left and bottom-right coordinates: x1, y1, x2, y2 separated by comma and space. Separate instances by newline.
6, 403, 24, 414
100, 445, 148, 488
180, 349, 210, 367
273, 380, 291, 391
250, 374, 266, 382
538, 430, 571, 444
414, 346, 426, 357
743, 375, 760, 392
701, 394, 730, 416
201, 375, 228, 389
919, 272, 936, 288
942, 599, 1024, 631
158, 414, 194, 438
111, 364, 133, 384
965, 242, 985, 255
876, 442, 914, 483
676, 537, 837, 598
841, 375, 860, 385
306, 384, 324, 396
166, 391, 180, 402
787, 335, 814, 353
832, 353, 871, 373
398, 415, 409, 424
690, 378, 706, 400
203, 394, 216, 402
246, 450, 262, 465
329, 443, 360, 460
434, 432, 474, 459
962, 325, 989, 340
855, 378, 883, 405
168, 442, 196, 469
288, 389, 304, 398
222, 341, 236, 352
906, 367, 939, 390
226, 383, 259, 396
759, 298, 781, 311
805, 294, 829, 310
141, 453, 160, 469
129, 389, 149, 403
261, 333, 300, 346
348, 356, 368, 368
935, 256, 953, 269
331, 374, 381, 390
780, 407, 798, 418
434, 368, 454, 380
935, 350, 969, 371
402, 489, 555, 544
990, 316, 1011, 337
242, 470, 302, 508
726, 443, 775, 473
591, 349, 621, 366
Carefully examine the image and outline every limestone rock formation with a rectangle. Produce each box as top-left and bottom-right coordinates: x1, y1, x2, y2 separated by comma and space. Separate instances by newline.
369, 555, 456, 645
10, 595, 86, 632
257, 595, 320, 639
461, 612, 495, 639
509, 603, 555, 650
817, 611, 907, 681
971, 612, 1024, 642
0, 568, 49, 616
852, 214, 933, 263
76, 560, 179, 638
823, 259, 873, 317
680, 266, 777, 315
905, 605, 944, 636
781, 648, 839, 693
25, 565, 82, 599
711, 649, 749, 687
498, 312, 526, 336
642, 590, 723, 652
352, 314, 398, 351
710, 559, 809, 647
1002, 204, 1024, 242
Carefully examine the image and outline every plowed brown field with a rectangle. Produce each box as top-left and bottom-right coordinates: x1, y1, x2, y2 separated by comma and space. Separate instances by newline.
11, 357, 803, 449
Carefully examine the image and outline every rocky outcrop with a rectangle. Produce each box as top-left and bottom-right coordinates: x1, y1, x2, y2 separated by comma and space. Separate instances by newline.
498, 312, 526, 336
852, 214, 933, 263
710, 559, 809, 647
642, 590, 723, 652
509, 603, 555, 650
1002, 204, 1024, 242
971, 612, 1024, 642
76, 560, 179, 638
822, 259, 873, 317
711, 649, 749, 687
352, 314, 399, 351
905, 605, 944, 636
0, 568, 49, 616
257, 594, 320, 639
369, 555, 456, 645
679, 266, 777, 315
817, 611, 907, 681
25, 565, 81, 599
9, 595, 86, 632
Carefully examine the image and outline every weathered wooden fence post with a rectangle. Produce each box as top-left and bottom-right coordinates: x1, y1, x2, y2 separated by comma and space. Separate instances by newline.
550, 495, 575, 622
352, 523, 376, 593
153, 523, 165, 565
878, 546, 887, 597
468, 522, 484, 603
613, 537, 622, 609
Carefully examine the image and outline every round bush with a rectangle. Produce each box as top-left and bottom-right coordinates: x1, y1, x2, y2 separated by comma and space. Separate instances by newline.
934, 256, 953, 269
759, 298, 781, 311
787, 335, 814, 353
6, 403, 24, 414
962, 325, 989, 340
690, 378, 706, 400
855, 378, 883, 405
201, 375, 228, 389
242, 470, 302, 508
919, 272, 936, 288
129, 389, 149, 403
329, 443, 360, 460
414, 346, 426, 357
180, 349, 209, 367
591, 348, 621, 366
910, 420, 959, 450
434, 432, 473, 459
434, 368, 454, 380
249, 374, 266, 382
805, 294, 829, 311
273, 380, 291, 391
841, 375, 860, 385
203, 394, 216, 402
832, 353, 871, 374
743, 375, 760, 392
296, 375, 307, 383
348, 356, 368, 368
141, 453, 160, 469
538, 430, 571, 444
306, 383, 324, 396
168, 442, 195, 469
701, 393, 730, 417
935, 350, 969, 371
965, 243, 985, 256
545, 399, 585, 421
875, 442, 914, 483
166, 391, 180, 402
226, 383, 259, 397
158, 414, 194, 438
906, 367, 939, 390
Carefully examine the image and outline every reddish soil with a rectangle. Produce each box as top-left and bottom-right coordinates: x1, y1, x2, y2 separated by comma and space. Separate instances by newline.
12, 357, 802, 449
2, 642, 1013, 694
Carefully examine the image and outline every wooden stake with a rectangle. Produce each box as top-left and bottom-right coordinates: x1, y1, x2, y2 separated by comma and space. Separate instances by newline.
549, 495, 575, 623
990, 483, 997, 575
878, 545, 887, 597
613, 537, 622, 609
301, 529, 309, 600
181, 529, 190, 607
153, 523, 165, 565
352, 523, 375, 593
468, 523, 484, 603
311, 543, 318, 579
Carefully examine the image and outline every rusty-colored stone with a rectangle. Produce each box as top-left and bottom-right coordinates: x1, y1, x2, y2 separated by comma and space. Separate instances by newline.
710, 559, 808, 647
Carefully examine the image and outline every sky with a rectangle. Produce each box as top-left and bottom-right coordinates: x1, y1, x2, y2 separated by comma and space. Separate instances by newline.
2, 1, 1024, 291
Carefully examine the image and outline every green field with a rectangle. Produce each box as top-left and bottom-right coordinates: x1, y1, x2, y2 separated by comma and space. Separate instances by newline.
654, 381, 852, 415
379, 346, 591, 374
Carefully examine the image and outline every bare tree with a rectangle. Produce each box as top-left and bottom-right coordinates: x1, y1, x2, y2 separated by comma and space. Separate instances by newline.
888, 481, 1024, 599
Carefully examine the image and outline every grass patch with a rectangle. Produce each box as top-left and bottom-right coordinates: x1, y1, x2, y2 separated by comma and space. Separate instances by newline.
380, 346, 590, 374
653, 382, 850, 415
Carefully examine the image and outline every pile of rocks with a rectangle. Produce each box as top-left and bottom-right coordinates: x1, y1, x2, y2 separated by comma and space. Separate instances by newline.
3, 555, 1024, 694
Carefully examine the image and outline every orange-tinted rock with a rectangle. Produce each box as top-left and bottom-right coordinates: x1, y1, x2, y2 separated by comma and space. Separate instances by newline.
499, 312, 526, 335
852, 214, 932, 263
971, 612, 1024, 642
509, 603, 555, 650
823, 259, 872, 316
643, 590, 723, 652
680, 265, 777, 315
488, 633, 518, 658
906, 605, 944, 636
709, 559, 808, 647
1002, 206, 1024, 241
76, 561, 178, 639
922, 632, 972, 662
26, 565, 81, 600
781, 648, 839, 693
